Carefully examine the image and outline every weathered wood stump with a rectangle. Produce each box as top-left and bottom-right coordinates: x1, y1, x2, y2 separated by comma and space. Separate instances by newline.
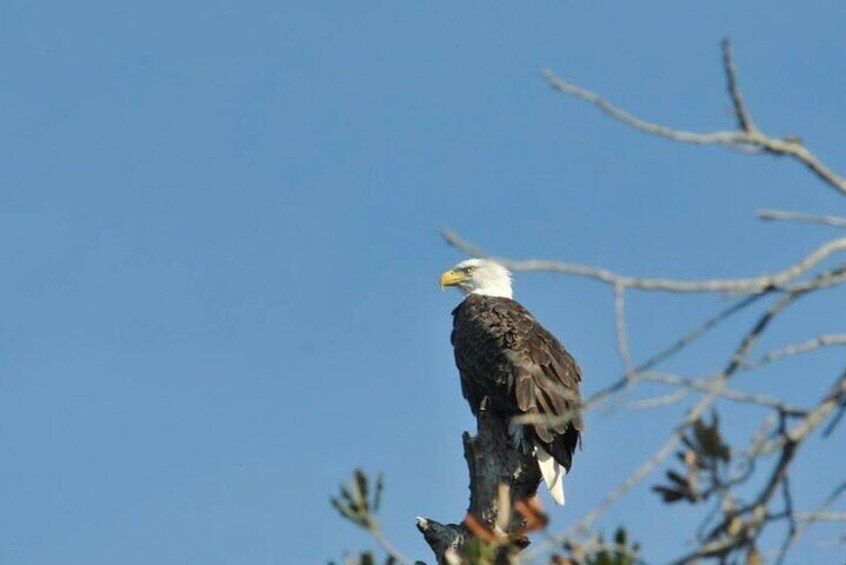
416, 407, 542, 564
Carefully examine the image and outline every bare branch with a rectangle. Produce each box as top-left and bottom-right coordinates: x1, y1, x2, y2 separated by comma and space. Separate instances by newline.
823, 401, 846, 438
776, 482, 846, 562
636, 294, 765, 371
625, 388, 690, 410
757, 209, 846, 229
441, 229, 846, 294
583, 293, 765, 411
750, 334, 846, 369
750, 368, 846, 457
796, 512, 846, 522
769, 139, 846, 198
783, 263, 846, 291
685, 369, 846, 564
785, 368, 846, 444
542, 42, 846, 197
721, 39, 756, 133
541, 70, 750, 149
613, 284, 636, 382
775, 474, 798, 565
634, 371, 805, 414
819, 530, 846, 548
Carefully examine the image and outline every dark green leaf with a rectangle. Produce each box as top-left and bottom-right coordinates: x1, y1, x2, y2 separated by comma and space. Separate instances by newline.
374, 474, 385, 512
652, 485, 688, 503
666, 470, 689, 488
692, 413, 731, 462
354, 469, 369, 513
614, 527, 627, 546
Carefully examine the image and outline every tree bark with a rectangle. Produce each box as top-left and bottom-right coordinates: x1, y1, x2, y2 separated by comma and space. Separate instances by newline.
417, 407, 542, 564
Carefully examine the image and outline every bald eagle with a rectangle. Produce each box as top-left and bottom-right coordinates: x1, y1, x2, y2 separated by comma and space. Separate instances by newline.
440, 258, 583, 505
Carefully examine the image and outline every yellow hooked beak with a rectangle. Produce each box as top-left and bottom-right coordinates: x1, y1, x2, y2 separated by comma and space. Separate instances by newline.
439, 269, 467, 289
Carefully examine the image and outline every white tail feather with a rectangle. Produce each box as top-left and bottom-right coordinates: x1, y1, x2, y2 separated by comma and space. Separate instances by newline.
535, 443, 566, 505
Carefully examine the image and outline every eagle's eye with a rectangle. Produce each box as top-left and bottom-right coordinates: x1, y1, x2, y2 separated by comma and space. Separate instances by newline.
462, 266, 477, 274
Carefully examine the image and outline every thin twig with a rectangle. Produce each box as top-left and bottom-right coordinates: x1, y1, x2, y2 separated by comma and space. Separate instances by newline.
749, 368, 846, 457
796, 512, 846, 522
584, 293, 766, 411
675, 411, 801, 564
638, 294, 766, 371
633, 371, 805, 414
721, 39, 756, 133
613, 284, 636, 383
757, 209, 846, 229
775, 474, 797, 565
822, 400, 846, 438
625, 389, 690, 410
541, 70, 750, 149
819, 530, 846, 548
775, 482, 846, 562
750, 334, 846, 369
690, 369, 846, 564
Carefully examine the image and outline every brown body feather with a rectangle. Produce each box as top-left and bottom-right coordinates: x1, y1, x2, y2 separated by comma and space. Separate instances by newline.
451, 294, 583, 472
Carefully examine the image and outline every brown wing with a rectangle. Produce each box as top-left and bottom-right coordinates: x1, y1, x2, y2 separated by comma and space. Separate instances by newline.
451, 295, 582, 469
488, 297, 583, 470
510, 308, 583, 442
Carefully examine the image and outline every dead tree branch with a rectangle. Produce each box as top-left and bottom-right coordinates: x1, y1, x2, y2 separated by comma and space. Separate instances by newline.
749, 334, 846, 369
542, 40, 846, 197
757, 209, 846, 229
417, 408, 542, 563
442, 230, 846, 295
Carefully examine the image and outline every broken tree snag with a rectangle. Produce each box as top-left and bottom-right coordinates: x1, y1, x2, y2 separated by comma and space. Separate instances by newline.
417, 408, 542, 563
415, 517, 465, 565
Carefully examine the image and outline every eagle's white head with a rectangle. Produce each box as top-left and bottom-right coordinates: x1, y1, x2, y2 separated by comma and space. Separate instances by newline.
439, 258, 513, 299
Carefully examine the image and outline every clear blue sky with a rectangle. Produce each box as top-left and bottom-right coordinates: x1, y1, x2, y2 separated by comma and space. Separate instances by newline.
1, 1, 844, 563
